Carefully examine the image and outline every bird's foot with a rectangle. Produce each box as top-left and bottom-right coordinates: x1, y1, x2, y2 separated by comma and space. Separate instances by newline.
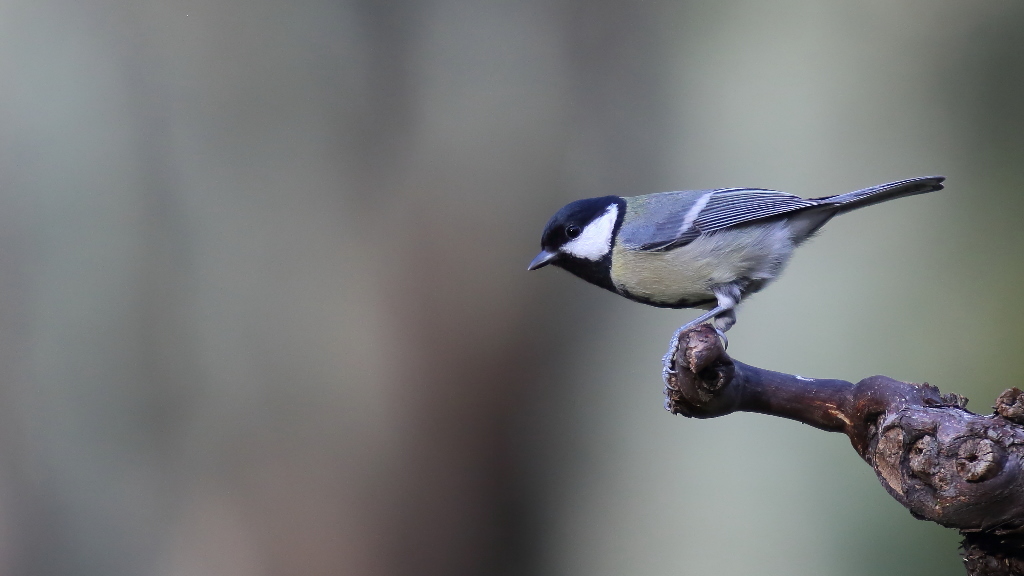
662, 322, 729, 384
661, 324, 687, 381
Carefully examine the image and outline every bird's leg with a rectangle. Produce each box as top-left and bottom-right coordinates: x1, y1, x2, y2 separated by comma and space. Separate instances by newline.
712, 308, 736, 332
662, 285, 740, 383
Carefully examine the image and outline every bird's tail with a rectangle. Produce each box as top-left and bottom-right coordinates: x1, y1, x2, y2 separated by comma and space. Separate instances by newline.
788, 176, 945, 242
815, 176, 945, 214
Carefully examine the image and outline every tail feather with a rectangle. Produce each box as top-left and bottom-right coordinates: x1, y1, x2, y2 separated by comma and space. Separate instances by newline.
788, 176, 945, 242
815, 176, 945, 213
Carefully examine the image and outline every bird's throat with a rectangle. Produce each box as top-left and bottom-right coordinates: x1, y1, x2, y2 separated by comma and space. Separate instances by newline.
556, 254, 616, 294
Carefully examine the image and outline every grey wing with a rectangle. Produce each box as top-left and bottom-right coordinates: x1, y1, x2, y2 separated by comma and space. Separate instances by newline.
615, 190, 712, 251
628, 188, 820, 252
694, 189, 819, 233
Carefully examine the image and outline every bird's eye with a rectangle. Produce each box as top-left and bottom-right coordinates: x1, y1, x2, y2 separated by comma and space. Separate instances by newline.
565, 225, 581, 239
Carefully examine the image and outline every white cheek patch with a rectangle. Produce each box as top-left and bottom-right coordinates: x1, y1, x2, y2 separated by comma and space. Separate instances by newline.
561, 204, 618, 261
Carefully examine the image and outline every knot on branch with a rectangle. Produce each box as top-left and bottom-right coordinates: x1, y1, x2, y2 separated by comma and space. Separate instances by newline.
663, 325, 734, 417
869, 410, 1024, 532
997, 388, 1024, 424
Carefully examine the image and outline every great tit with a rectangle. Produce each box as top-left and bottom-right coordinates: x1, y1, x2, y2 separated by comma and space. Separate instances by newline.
528, 176, 945, 376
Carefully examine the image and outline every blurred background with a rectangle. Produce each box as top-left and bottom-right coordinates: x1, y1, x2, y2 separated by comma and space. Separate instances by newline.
0, 0, 1022, 574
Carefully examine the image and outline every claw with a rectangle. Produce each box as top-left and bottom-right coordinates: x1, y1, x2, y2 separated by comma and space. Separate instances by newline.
715, 327, 729, 350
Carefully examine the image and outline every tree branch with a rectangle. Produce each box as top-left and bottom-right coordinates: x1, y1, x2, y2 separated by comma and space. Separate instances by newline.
664, 325, 1024, 576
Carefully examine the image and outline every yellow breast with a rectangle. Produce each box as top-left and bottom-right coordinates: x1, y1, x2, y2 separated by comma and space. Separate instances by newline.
609, 222, 796, 306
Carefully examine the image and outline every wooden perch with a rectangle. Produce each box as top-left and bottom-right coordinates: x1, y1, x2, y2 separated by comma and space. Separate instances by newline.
664, 325, 1024, 576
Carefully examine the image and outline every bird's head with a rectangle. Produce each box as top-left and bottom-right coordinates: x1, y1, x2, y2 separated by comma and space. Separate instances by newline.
528, 196, 624, 289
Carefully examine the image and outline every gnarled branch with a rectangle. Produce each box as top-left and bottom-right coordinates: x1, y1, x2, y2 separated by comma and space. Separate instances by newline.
664, 325, 1024, 576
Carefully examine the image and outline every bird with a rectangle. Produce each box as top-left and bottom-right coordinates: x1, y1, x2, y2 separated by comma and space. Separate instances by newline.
527, 176, 945, 378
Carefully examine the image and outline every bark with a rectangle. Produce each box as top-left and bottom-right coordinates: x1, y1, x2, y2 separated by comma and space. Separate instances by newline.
664, 325, 1024, 576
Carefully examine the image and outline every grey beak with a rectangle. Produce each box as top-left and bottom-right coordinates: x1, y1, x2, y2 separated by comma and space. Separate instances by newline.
527, 250, 558, 270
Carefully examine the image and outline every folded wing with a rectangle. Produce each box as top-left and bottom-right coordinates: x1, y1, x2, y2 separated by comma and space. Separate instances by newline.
619, 176, 944, 253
